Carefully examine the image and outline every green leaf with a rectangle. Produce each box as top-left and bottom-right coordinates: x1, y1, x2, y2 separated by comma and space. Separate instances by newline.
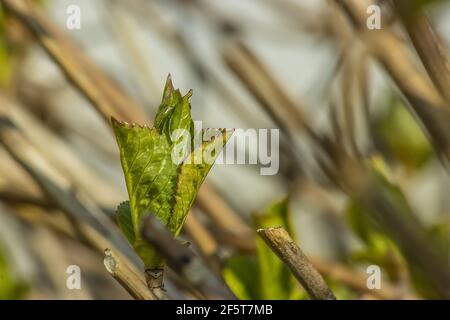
0, 0, 46, 86
155, 75, 194, 143
116, 201, 135, 244
346, 199, 405, 278
112, 120, 177, 235
222, 254, 260, 300
168, 132, 231, 234
345, 161, 410, 280
254, 197, 294, 235
374, 98, 432, 168
113, 75, 231, 267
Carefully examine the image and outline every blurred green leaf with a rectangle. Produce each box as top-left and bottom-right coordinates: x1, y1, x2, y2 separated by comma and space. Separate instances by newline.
0, 0, 46, 86
410, 221, 450, 298
0, 5, 13, 86
345, 159, 450, 297
410, 0, 450, 10
346, 197, 406, 281
0, 245, 28, 300
328, 279, 358, 300
427, 220, 450, 256
222, 254, 260, 300
375, 98, 432, 168
345, 158, 412, 280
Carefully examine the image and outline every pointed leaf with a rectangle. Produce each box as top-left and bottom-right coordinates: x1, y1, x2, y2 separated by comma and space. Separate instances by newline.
112, 120, 178, 234
112, 76, 231, 267
169, 129, 233, 235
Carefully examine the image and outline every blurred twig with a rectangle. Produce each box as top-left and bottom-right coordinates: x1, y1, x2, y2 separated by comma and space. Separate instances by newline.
393, 0, 450, 106
0, 190, 54, 209
331, 154, 450, 298
10, 201, 163, 300
310, 256, 408, 300
184, 212, 222, 273
222, 41, 318, 178
0, 93, 122, 209
1, 0, 148, 124
335, 0, 450, 159
102, 0, 160, 107
0, 110, 136, 263
223, 41, 313, 138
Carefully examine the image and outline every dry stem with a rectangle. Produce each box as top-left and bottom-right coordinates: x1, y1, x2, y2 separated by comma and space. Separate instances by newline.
257, 227, 336, 300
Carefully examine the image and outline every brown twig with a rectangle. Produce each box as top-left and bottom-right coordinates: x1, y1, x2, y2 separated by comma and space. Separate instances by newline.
0, 93, 122, 209
309, 256, 407, 300
335, 0, 450, 159
195, 185, 255, 253
0, 190, 54, 209
10, 200, 164, 300
393, 0, 450, 106
223, 41, 313, 138
257, 227, 336, 300
0, 111, 136, 263
184, 212, 222, 273
222, 41, 323, 179
141, 214, 237, 300
144, 268, 168, 300
103, 249, 156, 300
1, 0, 147, 124
332, 155, 450, 299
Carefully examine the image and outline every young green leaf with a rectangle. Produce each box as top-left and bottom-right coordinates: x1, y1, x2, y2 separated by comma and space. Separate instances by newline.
345, 158, 448, 298
112, 75, 231, 268
116, 201, 135, 244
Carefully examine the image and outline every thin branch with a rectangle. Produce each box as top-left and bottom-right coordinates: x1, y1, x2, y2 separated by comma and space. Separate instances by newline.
103, 249, 156, 300
141, 215, 237, 300
223, 41, 313, 138
10, 200, 165, 300
1, 0, 147, 124
309, 256, 410, 300
257, 227, 336, 300
333, 156, 450, 299
0, 190, 55, 209
184, 212, 222, 273
0, 93, 122, 209
144, 268, 168, 300
393, 0, 450, 106
195, 186, 255, 253
335, 0, 450, 159
222, 41, 322, 179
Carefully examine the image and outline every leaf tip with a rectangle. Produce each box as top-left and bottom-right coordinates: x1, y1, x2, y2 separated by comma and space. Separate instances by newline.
185, 89, 193, 99
163, 74, 174, 98
111, 117, 130, 127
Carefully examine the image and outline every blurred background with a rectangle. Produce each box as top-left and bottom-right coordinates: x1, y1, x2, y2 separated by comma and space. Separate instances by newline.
0, 0, 450, 299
